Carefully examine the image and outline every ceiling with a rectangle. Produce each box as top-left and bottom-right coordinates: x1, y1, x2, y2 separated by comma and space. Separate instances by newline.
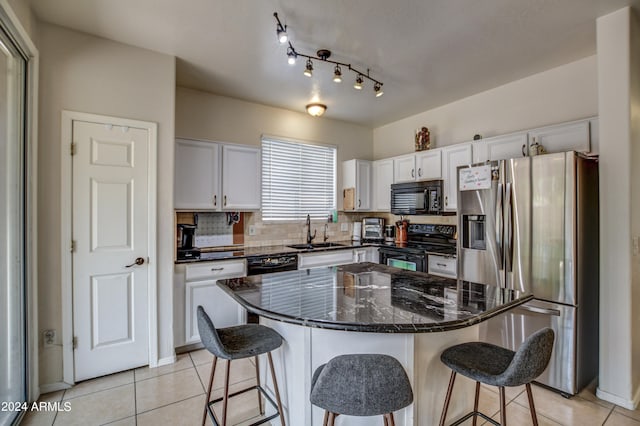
28, 0, 640, 127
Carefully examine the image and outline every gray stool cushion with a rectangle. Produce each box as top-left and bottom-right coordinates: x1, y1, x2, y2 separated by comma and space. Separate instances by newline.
310, 354, 413, 417
440, 327, 554, 387
197, 306, 282, 360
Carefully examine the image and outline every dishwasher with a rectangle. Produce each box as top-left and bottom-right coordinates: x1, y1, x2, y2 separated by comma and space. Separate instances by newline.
245, 254, 298, 322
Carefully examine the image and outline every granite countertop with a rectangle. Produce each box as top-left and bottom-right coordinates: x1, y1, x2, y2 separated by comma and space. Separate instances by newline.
216, 262, 532, 333
174, 240, 376, 264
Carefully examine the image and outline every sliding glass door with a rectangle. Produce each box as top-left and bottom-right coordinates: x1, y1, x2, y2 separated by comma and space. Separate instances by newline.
0, 20, 27, 426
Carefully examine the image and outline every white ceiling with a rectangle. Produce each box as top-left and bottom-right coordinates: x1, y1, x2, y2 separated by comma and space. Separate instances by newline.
28, 0, 640, 127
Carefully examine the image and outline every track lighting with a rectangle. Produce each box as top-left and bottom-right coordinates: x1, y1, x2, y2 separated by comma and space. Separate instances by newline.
354, 74, 363, 90
374, 82, 384, 97
273, 12, 384, 98
303, 59, 313, 77
287, 47, 296, 65
333, 65, 342, 83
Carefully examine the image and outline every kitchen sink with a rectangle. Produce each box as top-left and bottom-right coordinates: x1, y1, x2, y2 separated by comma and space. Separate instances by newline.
287, 242, 346, 250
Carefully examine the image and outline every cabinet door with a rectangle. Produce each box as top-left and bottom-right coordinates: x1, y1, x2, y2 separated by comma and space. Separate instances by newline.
528, 120, 590, 154
372, 159, 393, 211
415, 149, 442, 180
353, 248, 367, 263
185, 280, 242, 344
442, 143, 472, 211
175, 139, 220, 209
356, 160, 371, 211
475, 132, 528, 162
366, 247, 379, 263
222, 145, 261, 210
393, 155, 416, 183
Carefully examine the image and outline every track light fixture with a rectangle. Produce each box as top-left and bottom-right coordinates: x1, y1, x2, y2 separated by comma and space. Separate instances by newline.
303, 59, 313, 77
273, 12, 384, 98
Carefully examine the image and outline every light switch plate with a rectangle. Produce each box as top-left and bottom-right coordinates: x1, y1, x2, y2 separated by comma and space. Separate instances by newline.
340, 223, 348, 232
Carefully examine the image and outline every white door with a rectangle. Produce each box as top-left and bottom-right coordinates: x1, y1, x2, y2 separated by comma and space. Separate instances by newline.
72, 120, 150, 381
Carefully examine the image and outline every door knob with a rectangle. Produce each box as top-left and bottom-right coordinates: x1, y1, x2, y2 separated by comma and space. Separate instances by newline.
125, 257, 145, 268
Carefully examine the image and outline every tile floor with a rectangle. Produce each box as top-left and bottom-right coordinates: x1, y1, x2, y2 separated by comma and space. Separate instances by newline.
19, 349, 640, 426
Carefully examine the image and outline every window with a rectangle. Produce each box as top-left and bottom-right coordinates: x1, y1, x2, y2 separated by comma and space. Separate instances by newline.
261, 137, 336, 221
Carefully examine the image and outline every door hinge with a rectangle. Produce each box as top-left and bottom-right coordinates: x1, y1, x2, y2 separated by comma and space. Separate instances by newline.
70, 240, 76, 252
72, 336, 77, 349
70, 142, 76, 156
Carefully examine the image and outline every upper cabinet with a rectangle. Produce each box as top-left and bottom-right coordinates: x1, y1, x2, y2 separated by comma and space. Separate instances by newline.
372, 159, 393, 211
441, 143, 472, 211
343, 159, 371, 211
472, 132, 528, 163
527, 119, 590, 154
221, 145, 261, 210
393, 149, 442, 183
175, 139, 261, 210
175, 139, 221, 210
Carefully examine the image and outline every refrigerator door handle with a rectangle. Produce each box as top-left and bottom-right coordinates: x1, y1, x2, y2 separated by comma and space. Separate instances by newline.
517, 304, 562, 316
496, 183, 503, 267
505, 182, 513, 271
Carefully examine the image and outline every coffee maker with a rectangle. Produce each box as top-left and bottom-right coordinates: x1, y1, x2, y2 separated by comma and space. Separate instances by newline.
177, 224, 201, 260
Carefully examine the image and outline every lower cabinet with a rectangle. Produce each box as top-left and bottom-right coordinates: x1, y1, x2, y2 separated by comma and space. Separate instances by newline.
353, 247, 380, 263
177, 259, 247, 346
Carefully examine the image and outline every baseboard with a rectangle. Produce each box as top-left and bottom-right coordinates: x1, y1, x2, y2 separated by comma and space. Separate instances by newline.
596, 385, 640, 410
39, 382, 72, 394
156, 354, 177, 367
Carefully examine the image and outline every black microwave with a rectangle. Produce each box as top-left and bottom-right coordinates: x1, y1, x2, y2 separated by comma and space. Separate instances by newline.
390, 180, 443, 215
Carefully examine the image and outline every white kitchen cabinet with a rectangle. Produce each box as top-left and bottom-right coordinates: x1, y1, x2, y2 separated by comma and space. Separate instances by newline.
528, 119, 590, 154
175, 139, 260, 210
221, 145, 261, 210
372, 159, 394, 211
589, 117, 599, 155
175, 139, 221, 209
183, 258, 247, 345
472, 132, 528, 163
393, 154, 416, 183
353, 248, 367, 263
415, 149, 442, 180
298, 249, 354, 269
342, 159, 371, 211
442, 143, 472, 211
365, 247, 379, 263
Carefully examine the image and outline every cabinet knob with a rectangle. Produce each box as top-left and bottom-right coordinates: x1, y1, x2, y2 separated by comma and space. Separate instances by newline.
358, 199, 361, 208
224, 195, 227, 206
445, 196, 448, 206
213, 194, 217, 206
418, 168, 422, 177
411, 169, 415, 178
522, 144, 527, 157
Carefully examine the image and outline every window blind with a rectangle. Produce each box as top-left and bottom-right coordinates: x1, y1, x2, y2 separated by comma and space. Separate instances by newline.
261, 137, 336, 221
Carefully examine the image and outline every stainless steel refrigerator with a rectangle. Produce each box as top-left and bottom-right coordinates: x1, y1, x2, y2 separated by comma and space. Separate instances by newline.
457, 151, 599, 396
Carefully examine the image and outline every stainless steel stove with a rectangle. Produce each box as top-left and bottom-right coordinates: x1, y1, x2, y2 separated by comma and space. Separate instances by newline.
378, 224, 456, 273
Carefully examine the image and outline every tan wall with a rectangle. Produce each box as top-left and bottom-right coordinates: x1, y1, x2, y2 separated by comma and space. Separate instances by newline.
373, 56, 598, 159
37, 22, 176, 386
7, 0, 37, 42
175, 87, 373, 211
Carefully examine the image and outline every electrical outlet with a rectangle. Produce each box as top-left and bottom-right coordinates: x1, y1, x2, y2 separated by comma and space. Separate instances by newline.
43, 329, 56, 347
248, 225, 256, 236
340, 223, 348, 232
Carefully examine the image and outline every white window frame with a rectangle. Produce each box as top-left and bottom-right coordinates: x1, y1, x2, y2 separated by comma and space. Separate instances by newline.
261, 135, 337, 222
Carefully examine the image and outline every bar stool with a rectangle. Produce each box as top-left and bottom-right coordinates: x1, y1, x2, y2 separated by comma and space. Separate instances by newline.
197, 306, 286, 426
310, 354, 413, 426
439, 327, 555, 426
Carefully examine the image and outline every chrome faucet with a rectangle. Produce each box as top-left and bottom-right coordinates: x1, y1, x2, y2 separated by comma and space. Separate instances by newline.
323, 224, 329, 242
306, 214, 316, 244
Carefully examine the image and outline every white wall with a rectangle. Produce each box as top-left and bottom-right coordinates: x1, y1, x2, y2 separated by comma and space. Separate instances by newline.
596, 7, 640, 409
373, 56, 598, 159
37, 22, 176, 386
175, 87, 373, 209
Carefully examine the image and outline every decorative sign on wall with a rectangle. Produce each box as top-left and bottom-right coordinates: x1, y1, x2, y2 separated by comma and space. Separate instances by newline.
459, 165, 492, 191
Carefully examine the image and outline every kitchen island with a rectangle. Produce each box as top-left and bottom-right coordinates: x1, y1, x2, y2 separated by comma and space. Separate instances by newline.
217, 263, 532, 426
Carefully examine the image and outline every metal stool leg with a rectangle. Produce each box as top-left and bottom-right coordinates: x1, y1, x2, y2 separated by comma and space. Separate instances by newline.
499, 387, 507, 426
472, 381, 480, 426
222, 359, 231, 426
255, 355, 264, 415
526, 383, 539, 426
322, 411, 329, 426
439, 371, 457, 426
267, 352, 286, 426
384, 412, 396, 426
327, 412, 336, 426
203, 356, 218, 426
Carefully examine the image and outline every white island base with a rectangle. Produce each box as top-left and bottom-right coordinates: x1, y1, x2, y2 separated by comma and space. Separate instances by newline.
258, 318, 480, 426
